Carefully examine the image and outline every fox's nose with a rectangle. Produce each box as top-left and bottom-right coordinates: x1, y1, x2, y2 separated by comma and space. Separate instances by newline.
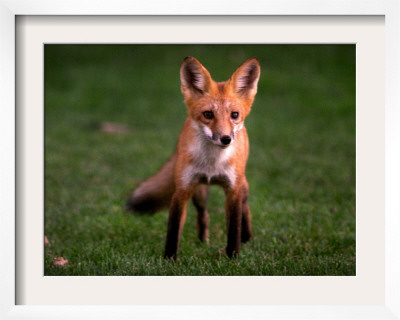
220, 135, 232, 145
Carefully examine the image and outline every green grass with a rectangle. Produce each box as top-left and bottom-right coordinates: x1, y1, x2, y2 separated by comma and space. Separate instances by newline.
44, 45, 355, 276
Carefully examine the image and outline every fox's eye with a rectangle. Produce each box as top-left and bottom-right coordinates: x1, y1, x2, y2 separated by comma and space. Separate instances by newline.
231, 112, 239, 119
203, 111, 214, 119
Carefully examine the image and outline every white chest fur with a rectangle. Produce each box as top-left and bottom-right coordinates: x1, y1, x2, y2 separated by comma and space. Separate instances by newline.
181, 132, 237, 189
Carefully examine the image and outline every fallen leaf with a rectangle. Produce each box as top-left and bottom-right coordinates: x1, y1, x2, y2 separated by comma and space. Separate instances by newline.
52, 257, 68, 267
100, 122, 132, 134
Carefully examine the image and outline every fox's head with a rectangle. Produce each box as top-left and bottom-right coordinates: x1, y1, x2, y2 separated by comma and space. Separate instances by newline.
180, 56, 260, 148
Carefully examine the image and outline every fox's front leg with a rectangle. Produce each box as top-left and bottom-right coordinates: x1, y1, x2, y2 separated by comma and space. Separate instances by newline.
241, 178, 253, 243
164, 189, 192, 260
225, 187, 244, 258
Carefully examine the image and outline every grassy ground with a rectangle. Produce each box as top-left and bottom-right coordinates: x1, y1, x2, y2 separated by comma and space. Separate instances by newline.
44, 45, 355, 275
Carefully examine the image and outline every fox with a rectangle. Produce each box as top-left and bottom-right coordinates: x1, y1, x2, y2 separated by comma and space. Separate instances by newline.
127, 56, 261, 260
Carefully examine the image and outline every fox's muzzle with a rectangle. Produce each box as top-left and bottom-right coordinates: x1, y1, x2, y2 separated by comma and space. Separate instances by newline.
220, 135, 232, 145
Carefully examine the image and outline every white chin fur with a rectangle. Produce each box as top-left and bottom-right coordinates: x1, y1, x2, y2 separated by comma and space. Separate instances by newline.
211, 140, 231, 148
183, 124, 237, 189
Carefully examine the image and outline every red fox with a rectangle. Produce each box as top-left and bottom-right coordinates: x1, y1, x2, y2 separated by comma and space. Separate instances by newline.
127, 57, 260, 260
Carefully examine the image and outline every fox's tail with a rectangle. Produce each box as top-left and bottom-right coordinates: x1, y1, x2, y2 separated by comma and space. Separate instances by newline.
126, 152, 177, 214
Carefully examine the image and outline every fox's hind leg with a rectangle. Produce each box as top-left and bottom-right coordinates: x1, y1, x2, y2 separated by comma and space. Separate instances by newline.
192, 185, 210, 244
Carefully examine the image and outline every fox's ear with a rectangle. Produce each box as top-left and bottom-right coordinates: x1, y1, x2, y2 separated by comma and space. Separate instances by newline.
180, 57, 213, 99
230, 58, 260, 100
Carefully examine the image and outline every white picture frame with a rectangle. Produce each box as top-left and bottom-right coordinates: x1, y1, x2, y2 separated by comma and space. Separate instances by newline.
1, 1, 399, 319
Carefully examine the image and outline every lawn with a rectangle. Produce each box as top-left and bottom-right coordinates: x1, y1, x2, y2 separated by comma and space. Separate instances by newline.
44, 44, 355, 275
